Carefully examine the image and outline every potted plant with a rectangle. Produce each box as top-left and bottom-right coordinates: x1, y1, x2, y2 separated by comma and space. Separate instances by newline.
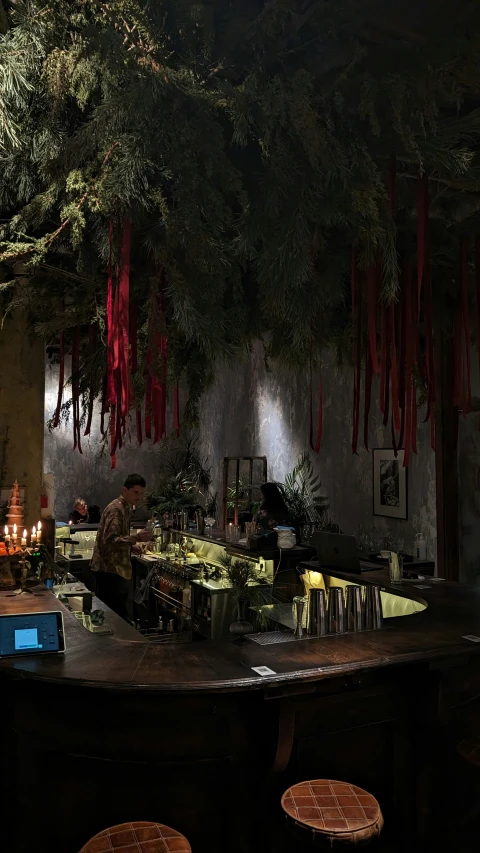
277, 452, 329, 543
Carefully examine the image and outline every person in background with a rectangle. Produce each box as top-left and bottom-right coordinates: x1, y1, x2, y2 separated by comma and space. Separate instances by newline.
69, 497, 89, 525
87, 504, 101, 523
255, 482, 292, 531
91, 474, 151, 621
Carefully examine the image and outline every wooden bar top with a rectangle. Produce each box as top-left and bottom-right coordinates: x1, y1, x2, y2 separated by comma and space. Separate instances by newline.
1, 572, 480, 694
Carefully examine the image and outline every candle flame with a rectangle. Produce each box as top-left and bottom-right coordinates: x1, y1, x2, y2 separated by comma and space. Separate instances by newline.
13, 524, 16, 534
23, 529, 27, 537
38, 521, 42, 530
32, 526, 36, 535
4, 526, 7, 535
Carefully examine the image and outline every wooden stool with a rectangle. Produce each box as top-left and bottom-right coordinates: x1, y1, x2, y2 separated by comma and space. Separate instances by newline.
79, 821, 191, 852
281, 780, 383, 848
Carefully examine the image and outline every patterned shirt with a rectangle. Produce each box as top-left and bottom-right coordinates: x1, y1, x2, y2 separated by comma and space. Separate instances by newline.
91, 496, 136, 579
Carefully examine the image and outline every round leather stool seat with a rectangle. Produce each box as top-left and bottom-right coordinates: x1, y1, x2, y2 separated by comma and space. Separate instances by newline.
79, 821, 191, 853
281, 780, 384, 848
457, 736, 480, 769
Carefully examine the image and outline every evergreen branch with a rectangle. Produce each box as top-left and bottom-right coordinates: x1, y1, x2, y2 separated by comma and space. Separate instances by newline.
0, 141, 119, 261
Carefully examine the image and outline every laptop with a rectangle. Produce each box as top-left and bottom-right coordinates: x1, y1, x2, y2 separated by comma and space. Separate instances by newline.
313, 532, 384, 574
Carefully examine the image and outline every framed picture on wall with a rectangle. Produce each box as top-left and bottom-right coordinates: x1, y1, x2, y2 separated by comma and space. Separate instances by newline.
373, 449, 408, 520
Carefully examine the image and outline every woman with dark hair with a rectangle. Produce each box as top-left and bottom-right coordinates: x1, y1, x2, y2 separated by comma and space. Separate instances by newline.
255, 482, 292, 531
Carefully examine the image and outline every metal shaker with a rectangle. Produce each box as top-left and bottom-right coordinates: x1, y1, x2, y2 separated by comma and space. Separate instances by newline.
293, 596, 305, 639
346, 584, 364, 632
307, 589, 327, 636
327, 587, 346, 634
364, 584, 384, 630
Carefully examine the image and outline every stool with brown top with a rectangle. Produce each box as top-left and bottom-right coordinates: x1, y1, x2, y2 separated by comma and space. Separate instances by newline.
281, 780, 384, 849
79, 821, 191, 853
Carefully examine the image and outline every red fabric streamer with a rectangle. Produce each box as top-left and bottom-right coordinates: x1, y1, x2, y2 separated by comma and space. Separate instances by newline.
72, 326, 82, 454
118, 218, 131, 417
379, 307, 387, 414
366, 264, 380, 375
309, 367, 323, 454
100, 372, 108, 437
363, 343, 373, 451
53, 331, 65, 428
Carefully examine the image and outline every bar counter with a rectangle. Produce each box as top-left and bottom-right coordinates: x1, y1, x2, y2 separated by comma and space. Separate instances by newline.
2, 573, 480, 853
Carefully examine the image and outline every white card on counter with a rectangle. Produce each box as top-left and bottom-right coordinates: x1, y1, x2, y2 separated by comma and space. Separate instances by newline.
462, 635, 480, 643
251, 665, 276, 676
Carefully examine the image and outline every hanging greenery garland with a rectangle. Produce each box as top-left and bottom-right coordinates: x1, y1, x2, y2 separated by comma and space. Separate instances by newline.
1, 0, 480, 462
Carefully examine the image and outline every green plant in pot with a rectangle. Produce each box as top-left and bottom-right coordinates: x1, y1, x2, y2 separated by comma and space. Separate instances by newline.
221, 555, 257, 638
278, 453, 329, 543
145, 472, 196, 518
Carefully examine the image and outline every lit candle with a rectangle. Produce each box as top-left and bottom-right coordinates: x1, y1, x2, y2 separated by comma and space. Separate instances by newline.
37, 520, 42, 542
12, 524, 17, 542
21, 529, 27, 547
4, 525, 10, 544
31, 525, 37, 544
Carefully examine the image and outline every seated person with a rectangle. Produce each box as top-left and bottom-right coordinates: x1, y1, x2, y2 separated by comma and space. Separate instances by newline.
69, 497, 89, 525
254, 483, 292, 531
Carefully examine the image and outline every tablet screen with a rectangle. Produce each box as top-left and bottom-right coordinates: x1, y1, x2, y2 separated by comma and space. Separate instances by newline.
0, 612, 65, 656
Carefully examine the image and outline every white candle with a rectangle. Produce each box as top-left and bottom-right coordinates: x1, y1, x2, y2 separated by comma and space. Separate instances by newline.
37, 521, 42, 542
31, 525, 37, 544
12, 524, 17, 542
21, 529, 27, 547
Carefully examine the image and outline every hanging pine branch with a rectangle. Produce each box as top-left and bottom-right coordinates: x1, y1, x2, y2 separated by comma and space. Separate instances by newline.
1, 0, 480, 447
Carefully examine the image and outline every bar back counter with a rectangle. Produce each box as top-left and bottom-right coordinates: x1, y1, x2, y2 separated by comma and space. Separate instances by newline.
2, 569, 480, 853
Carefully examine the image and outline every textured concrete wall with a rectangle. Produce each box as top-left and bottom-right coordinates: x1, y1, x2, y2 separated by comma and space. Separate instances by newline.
195, 341, 437, 557
44, 357, 173, 521
0, 311, 45, 526
44, 342, 437, 557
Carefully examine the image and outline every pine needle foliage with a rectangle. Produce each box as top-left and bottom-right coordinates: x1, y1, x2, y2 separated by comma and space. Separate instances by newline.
1, 0, 480, 422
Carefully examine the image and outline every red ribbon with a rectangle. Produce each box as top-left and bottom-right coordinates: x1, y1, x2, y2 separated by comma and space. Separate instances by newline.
53, 331, 64, 428
366, 264, 380, 375
106, 220, 132, 466
363, 342, 372, 451
389, 303, 401, 432
118, 218, 131, 417
72, 326, 82, 454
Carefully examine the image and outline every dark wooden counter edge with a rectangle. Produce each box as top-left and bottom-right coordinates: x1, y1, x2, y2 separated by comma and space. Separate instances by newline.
1, 568, 480, 694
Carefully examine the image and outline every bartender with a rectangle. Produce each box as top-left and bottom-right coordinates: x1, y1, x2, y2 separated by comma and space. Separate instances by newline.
91, 474, 151, 621
69, 497, 89, 524
255, 482, 292, 530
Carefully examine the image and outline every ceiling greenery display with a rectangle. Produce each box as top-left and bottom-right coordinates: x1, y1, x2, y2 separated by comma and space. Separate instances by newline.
1, 0, 480, 462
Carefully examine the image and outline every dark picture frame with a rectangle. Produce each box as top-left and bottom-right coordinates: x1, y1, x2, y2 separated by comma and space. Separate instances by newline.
373, 449, 408, 520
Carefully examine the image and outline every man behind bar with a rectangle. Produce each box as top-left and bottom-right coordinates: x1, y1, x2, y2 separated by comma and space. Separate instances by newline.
91, 474, 151, 620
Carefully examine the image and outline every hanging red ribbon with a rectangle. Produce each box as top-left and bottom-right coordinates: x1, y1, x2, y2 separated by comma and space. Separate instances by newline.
106, 219, 132, 466
363, 342, 373, 451
403, 261, 414, 467
366, 263, 380, 375
389, 303, 401, 432
53, 331, 65, 428
72, 326, 82, 454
